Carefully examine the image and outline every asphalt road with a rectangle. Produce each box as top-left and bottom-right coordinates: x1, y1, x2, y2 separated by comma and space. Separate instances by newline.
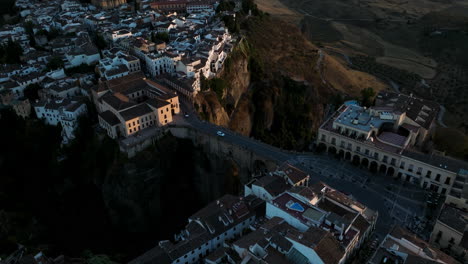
183, 114, 292, 163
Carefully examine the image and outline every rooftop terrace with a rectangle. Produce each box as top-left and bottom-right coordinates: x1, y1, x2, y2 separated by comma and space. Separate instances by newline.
335, 105, 393, 133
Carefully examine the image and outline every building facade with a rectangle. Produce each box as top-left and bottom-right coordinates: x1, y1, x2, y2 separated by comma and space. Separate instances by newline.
317, 93, 468, 195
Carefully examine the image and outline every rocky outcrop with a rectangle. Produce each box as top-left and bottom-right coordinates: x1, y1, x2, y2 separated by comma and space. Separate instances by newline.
195, 92, 230, 126
101, 134, 243, 240
91, 0, 126, 9
229, 94, 255, 136
221, 50, 251, 113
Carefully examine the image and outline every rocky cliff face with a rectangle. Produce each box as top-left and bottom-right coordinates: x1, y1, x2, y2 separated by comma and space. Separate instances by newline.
196, 16, 388, 150
91, 0, 126, 9
195, 17, 330, 149
101, 134, 242, 246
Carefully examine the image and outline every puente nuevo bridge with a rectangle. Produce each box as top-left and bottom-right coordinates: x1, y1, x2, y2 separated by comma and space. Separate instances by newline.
119, 114, 304, 173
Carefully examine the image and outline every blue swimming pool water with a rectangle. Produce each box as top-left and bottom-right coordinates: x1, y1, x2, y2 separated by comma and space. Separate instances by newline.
289, 202, 305, 212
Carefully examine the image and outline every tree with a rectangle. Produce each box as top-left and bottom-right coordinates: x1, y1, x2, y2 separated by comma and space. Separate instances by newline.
248, 56, 263, 82
153, 32, 169, 43
23, 83, 41, 102
46, 56, 64, 70
330, 93, 344, 107
242, 0, 255, 13
95, 34, 107, 50
216, 0, 235, 12
0, 0, 16, 16
360, 87, 375, 107
23, 21, 36, 47
434, 127, 468, 160
2, 39, 23, 64
200, 74, 209, 91
222, 15, 239, 33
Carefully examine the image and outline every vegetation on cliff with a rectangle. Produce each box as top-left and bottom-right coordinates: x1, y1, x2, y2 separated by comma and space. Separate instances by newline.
0, 105, 242, 261
197, 11, 329, 150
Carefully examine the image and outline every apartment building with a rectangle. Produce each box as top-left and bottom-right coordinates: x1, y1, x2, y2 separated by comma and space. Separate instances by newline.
94, 73, 179, 139
430, 205, 468, 262
34, 97, 87, 143
265, 185, 377, 263
245, 165, 377, 264
317, 92, 468, 195
98, 49, 141, 80
369, 226, 460, 264
0, 90, 31, 118
128, 195, 264, 264
145, 52, 180, 77
186, 1, 214, 13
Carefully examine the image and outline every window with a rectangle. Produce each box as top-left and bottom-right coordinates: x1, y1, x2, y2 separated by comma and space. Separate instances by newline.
408, 164, 413, 172
161, 110, 163, 114
331, 138, 336, 145
400, 161, 405, 169
445, 177, 450, 185
340, 141, 345, 148
435, 174, 441, 182
347, 143, 352, 150
391, 158, 396, 166
129, 129, 132, 133
133, 121, 136, 126
383, 155, 388, 163
426, 170, 432, 178
373, 152, 379, 160
356, 146, 361, 152
321, 134, 326, 141
417, 167, 422, 175
365, 149, 370, 155
441, 188, 447, 194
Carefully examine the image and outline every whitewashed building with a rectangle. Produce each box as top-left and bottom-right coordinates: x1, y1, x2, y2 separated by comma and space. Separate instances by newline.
34, 97, 87, 143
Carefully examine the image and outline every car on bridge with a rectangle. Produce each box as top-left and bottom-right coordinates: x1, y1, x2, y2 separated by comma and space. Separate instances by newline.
216, 131, 225, 137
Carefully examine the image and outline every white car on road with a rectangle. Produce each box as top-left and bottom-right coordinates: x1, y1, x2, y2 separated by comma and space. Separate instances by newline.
216, 131, 225, 137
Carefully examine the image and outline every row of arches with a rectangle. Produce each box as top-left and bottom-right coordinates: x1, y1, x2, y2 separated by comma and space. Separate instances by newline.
318, 143, 396, 177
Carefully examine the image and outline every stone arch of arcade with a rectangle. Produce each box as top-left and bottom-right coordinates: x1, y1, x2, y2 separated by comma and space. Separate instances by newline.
324, 143, 397, 177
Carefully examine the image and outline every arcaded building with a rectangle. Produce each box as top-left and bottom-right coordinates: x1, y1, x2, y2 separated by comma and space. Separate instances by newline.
317, 92, 468, 195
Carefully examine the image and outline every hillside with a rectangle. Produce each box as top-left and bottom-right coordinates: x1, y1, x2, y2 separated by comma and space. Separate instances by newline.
195, 15, 387, 150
